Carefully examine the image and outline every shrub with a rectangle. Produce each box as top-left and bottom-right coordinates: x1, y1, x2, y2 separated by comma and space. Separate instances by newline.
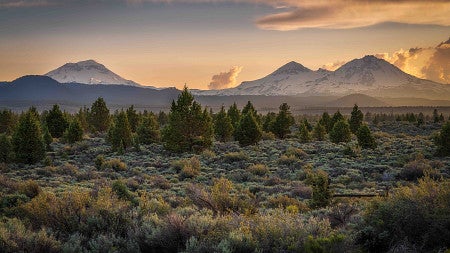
298, 123, 311, 143
398, 153, 435, 181
18, 180, 41, 198
172, 157, 201, 179
235, 111, 262, 146
102, 158, 127, 171
285, 147, 308, 159
94, 155, 105, 170
355, 175, 450, 252
305, 169, 332, 208
223, 151, 248, 162
247, 164, 269, 176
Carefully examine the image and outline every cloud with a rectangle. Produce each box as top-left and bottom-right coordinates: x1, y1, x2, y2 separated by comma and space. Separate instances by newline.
375, 37, 450, 84
208, 66, 243, 90
255, 0, 450, 30
0, 0, 51, 8
321, 60, 346, 71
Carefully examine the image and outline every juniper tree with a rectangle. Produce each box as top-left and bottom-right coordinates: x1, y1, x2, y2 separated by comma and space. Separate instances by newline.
0, 109, 17, 135
214, 106, 234, 142
76, 106, 89, 132
157, 111, 169, 127
65, 118, 84, 144
312, 122, 326, 141
108, 111, 133, 152
302, 118, 313, 132
262, 112, 276, 132
306, 169, 332, 208
319, 112, 332, 133
137, 112, 160, 144
227, 102, 241, 134
242, 101, 257, 116
434, 121, 450, 156
356, 124, 377, 149
331, 110, 344, 129
90, 97, 110, 132
329, 119, 351, 143
0, 134, 13, 163
235, 111, 262, 146
272, 103, 294, 139
162, 87, 213, 152
126, 105, 140, 132
298, 123, 311, 143
45, 104, 68, 138
349, 104, 364, 134
12, 109, 46, 164
42, 124, 53, 151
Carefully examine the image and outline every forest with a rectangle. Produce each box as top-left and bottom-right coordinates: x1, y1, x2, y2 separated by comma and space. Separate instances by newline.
0, 87, 449, 253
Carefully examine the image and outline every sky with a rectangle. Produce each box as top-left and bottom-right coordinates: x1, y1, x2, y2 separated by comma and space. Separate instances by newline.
0, 0, 449, 89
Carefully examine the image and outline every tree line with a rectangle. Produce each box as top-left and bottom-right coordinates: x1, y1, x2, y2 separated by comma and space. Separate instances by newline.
1, 87, 449, 164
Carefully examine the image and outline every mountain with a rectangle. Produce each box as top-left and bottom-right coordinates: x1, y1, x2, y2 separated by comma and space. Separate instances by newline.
0, 75, 179, 110
46, 60, 145, 87
326, 94, 388, 107
196, 56, 450, 100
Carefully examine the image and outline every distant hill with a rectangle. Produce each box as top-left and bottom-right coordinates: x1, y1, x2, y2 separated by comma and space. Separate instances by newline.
325, 94, 388, 107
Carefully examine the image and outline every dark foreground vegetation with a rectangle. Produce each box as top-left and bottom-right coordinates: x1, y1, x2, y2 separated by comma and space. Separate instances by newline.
0, 88, 449, 253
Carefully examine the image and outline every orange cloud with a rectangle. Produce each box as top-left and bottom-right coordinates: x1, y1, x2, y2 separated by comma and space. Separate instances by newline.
208, 66, 243, 90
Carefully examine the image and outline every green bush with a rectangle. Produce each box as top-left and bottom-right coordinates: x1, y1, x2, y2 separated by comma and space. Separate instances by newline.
356, 124, 376, 149
329, 120, 351, 144
434, 121, 450, 156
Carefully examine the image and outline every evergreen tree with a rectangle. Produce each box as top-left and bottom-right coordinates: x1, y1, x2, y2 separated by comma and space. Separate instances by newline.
227, 102, 241, 133
76, 106, 89, 132
306, 169, 332, 208
157, 111, 169, 126
329, 119, 351, 143
439, 113, 445, 122
271, 103, 294, 139
298, 123, 311, 143
137, 112, 161, 144
417, 112, 425, 126
65, 118, 84, 144
242, 101, 257, 116
90, 97, 110, 132
349, 104, 364, 134
45, 104, 68, 138
0, 134, 13, 163
433, 109, 439, 123
108, 111, 133, 152
12, 109, 46, 164
126, 105, 140, 132
319, 112, 332, 133
356, 125, 377, 149
235, 111, 262, 146
262, 112, 276, 132
312, 122, 326, 141
214, 106, 234, 142
162, 87, 213, 152
0, 109, 18, 135
331, 110, 344, 129
434, 121, 450, 156
42, 124, 53, 151
302, 118, 313, 132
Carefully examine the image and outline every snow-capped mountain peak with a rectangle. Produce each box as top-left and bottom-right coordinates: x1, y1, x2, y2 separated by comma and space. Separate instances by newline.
270, 61, 312, 76
46, 60, 142, 87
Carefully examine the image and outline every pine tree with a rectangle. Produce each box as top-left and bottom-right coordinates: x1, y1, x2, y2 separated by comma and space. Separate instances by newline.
108, 111, 133, 152
319, 112, 332, 133
312, 122, 326, 141
45, 104, 68, 138
137, 112, 160, 144
329, 119, 351, 143
434, 121, 450, 156
214, 106, 234, 142
262, 112, 276, 132
76, 106, 89, 132
331, 110, 344, 129
65, 118, 84, 144
271, 103, 294, 139
126, 105, 140, 132
303, 118, 313, 132
162, 87, 213, 152
242, 101, 257, 116
157, 111, 169, 126
0, 134, 13, 163
12, 109, 46, 164
227, 102, 241, 134
0, 109, 18, 135
90, 97, 110, 132
235, 111, 262, 146
356, 125, 377, 149
42, 124, 53, 151
298, 123, 311, 143
349, 104, 364, 134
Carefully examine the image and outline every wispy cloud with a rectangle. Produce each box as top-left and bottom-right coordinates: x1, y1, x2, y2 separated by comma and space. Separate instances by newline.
321, 60, 346, 71
0, 0, 52, 8
208, 66, 243, 90
375, 38, 450, 84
